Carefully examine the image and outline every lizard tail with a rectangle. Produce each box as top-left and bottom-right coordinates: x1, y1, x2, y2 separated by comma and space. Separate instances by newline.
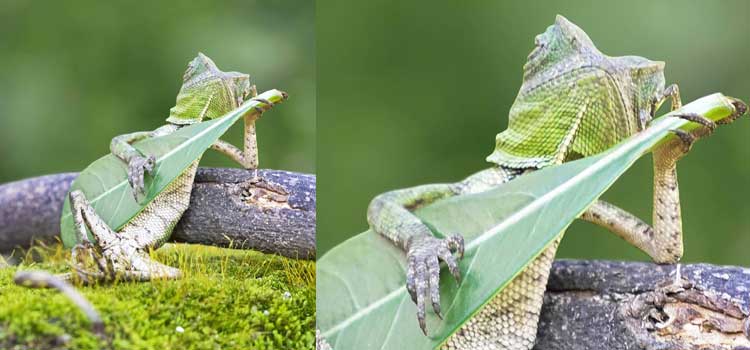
14, 270, 105, 335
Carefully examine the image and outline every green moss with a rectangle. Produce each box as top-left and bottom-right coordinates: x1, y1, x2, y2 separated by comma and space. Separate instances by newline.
0, 244, 315, 350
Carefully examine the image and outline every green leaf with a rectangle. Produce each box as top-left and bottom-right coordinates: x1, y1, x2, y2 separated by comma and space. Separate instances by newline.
59, 89, 287, 248
317, 93, 741, 349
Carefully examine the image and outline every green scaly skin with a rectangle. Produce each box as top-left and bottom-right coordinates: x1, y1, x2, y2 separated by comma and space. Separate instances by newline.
365, 15, 747, 349
65, 53, 287, 283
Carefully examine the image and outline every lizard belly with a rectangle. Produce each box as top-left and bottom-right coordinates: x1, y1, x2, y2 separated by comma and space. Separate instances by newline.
118, 159, 200, 249
444, 236, 562, 350
441, 166, 557, 349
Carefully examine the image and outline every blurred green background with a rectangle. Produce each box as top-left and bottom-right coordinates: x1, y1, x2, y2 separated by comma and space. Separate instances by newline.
318, 0, 750, 266
0, 1, 315, 186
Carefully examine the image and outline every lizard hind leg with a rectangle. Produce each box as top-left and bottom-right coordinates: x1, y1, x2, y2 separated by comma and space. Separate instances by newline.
68, 190, 180, 282
69, 190, 118, 245
126, 252, 182, 281
68, 190, 120, 281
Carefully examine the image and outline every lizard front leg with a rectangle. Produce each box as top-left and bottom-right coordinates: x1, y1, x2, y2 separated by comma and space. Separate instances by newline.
210, 87, 271, 169
367, 167, 519, 335
111, 131, 156, 200
368, 183, 464, 334
315, 185, 464, 345
110, 124, 182, 200
581, 88, 746, 264
580, 129, 704, 265
68, 189, 182, 283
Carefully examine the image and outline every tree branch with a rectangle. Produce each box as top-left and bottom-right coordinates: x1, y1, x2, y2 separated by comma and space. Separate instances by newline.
0, 168, 315, 259
535, 259, 750, 350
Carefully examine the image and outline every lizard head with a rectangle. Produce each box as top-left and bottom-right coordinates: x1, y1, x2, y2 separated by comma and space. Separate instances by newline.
488, 15, 670, 169
526, 15, 667, 130
523, 15, 600, 80
166, 53, 255, 125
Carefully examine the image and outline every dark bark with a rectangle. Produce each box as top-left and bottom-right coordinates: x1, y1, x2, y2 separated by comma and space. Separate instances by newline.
0, 168, 315, 259
535, 259, 750, 350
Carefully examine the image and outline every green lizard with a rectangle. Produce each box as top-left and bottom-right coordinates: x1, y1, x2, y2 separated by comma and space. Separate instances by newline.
366, 15, 747, 349
65, 53, 287, 282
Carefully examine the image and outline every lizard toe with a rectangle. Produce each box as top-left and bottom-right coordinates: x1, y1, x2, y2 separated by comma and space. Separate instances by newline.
672, 112, 716, 133
415, 259, 428, 335
427, 255, 443, 319
437, 246, 461, 284
251, 97, 274, 115
718, 98, 747, 125
406, 255, 418, 304
668, 129, 694, 153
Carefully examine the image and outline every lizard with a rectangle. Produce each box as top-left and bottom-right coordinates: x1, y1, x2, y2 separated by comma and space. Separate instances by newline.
365, 15, 748, 349
64, 53, 287, 283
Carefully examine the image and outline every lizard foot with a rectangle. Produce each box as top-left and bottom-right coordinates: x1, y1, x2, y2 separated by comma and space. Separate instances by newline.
70, 241, 181, 283
251, 98, 272, 114
405, 233, 464, 335
68, 189, 180, 283
127, 154, 156, 202
662, 111, 720, 161
668, 129, 696, 154
249, 91, 287, 115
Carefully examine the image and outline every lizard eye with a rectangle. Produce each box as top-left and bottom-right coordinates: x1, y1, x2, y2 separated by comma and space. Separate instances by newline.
529, 35, 545, 60
534, 35, 545, 48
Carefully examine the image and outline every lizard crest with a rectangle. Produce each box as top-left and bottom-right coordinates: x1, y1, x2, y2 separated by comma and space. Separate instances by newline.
487, 15, 667, 168
166, 53, 254, 125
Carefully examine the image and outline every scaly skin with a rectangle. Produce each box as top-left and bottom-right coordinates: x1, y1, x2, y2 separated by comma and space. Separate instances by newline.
366, 15, 748, 349
67, 53, 285, 282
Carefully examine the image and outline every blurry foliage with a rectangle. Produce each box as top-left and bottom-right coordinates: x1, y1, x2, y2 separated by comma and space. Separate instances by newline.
317, 0, 750, 265
0, 0, 315, 183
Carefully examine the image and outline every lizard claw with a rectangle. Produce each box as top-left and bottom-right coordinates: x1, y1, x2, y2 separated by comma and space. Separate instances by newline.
127, 154, 155, 202
660, 110, 723, 163
69, 191, 91, 243
405, 233, 465, 334
659, 103, 745, 164
717, 98, 747, 125
70, 241, 111, 283
672, 112, 716, 133
668, 129, 695, 153
251, 98, 273, 115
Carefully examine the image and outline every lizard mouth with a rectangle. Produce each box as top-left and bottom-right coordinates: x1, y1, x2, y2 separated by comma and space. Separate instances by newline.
527, 35, 545, 61
527, 46, 542, 61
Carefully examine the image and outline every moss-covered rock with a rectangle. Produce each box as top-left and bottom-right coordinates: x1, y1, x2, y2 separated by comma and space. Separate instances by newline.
0, 243, 315, 350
